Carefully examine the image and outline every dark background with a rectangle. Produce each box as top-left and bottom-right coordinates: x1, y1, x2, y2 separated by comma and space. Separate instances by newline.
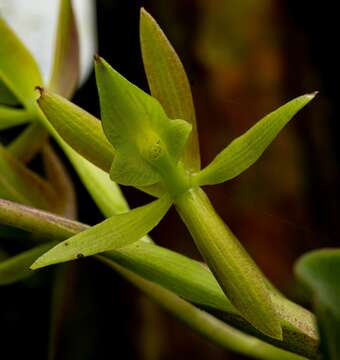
1, 0, 339, 359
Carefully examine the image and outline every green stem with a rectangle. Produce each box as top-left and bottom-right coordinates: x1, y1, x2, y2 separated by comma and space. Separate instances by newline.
175, 187, 282, 339
0, 198, 86, 240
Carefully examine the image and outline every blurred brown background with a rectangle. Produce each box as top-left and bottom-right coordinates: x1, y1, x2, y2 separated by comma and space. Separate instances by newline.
1, 0, 339, 359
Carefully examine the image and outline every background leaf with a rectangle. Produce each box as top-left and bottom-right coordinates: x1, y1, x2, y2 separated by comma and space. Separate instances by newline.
140, 8, 200, 172
195, 93, 317, 186
295, 248, 340, 360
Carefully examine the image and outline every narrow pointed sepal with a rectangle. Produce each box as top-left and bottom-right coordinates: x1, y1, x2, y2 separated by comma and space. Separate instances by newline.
37, 88, 114, 172
31, 194, 172, 269
140, 8, 200, 172
195, 93, 318, 186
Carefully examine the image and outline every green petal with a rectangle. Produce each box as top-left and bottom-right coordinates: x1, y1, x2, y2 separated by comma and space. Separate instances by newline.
195, 93, 317, 186
140, 8, 200, 171
49, 0, 80, 98
165, 119, 192, 162
0, 17, 43, 109
110, 144, 160, 186
31, 194, 172, 269
95, 56, 191, 187
295, 248, 340, 360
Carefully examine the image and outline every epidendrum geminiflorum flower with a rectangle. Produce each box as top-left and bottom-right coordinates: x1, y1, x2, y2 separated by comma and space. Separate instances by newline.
30, 8, 316, 340
1, 2, 322, 358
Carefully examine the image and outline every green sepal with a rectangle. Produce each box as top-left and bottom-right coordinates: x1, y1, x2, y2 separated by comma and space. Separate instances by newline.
195, 93, 317, 186
37, 88, 114, 173
295, 248, 340, 360
31, 194, 172, 269
94, 56, 192, 186
140, 8, 200, 172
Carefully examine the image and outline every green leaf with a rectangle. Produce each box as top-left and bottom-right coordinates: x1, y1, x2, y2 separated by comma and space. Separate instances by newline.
0, 145, 58, 211
0, 78, 20, 106
140, 8, 200, 172
0, 17, 43, 109
49, 0, 80, 98
31, 194, 172, 269
94, 56, 191, 186
195, 93, 317, 186
0, 242, 57, 285
37, 88, 114, 173
0, 105, 32, 130
295, 248, 340, 360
